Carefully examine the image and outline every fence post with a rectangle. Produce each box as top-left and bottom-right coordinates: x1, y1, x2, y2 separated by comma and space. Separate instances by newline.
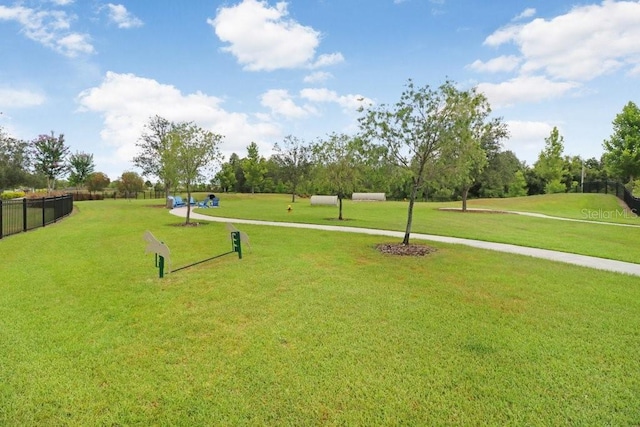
42, 197, 46, 227
0, 199, 3, 239
23, 197, 27, 232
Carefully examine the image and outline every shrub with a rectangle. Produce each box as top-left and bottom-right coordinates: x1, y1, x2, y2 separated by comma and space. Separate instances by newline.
1, 191, 26, 200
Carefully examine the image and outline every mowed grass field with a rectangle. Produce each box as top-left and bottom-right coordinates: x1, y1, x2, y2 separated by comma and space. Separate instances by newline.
194, 192, 640, 263
1, 194, 639, 425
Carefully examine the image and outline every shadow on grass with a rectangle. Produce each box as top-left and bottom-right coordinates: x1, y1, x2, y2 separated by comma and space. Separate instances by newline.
172, 251, 234, 273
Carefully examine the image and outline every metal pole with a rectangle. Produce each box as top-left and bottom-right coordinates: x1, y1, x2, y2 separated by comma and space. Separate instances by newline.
581, 160, 584, 193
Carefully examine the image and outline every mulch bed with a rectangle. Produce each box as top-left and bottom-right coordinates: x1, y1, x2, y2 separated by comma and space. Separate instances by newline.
376, 243, 437, 256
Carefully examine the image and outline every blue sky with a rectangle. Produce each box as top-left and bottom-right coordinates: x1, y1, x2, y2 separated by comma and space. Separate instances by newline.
1, 0, 639, 180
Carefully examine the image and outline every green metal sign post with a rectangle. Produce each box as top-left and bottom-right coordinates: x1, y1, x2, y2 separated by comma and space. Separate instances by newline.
231, 231, 242, 259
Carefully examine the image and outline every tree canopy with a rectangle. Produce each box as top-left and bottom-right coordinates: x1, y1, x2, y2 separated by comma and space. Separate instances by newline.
31, 131, 69, 193
603, 101, 640, 183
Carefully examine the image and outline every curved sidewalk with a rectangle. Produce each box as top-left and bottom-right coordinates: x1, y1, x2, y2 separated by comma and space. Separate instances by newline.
170, 207, 640, 277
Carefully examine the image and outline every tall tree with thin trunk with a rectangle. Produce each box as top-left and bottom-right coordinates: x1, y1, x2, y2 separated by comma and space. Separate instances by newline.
31, 131, 69, 193
359, 79, 461, 245
68, 151, 95, 189
312, 133, 363, 220
169, 122, 223, 224
272, 135, 311, 202
133, 116, 175, 198
439, 87, 508, 211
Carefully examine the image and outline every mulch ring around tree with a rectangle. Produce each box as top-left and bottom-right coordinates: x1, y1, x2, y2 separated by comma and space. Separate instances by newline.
376, 243, 437, 256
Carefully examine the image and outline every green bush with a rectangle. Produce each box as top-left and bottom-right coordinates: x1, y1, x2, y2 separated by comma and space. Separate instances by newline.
1, 191, 26, 200
544, 179, 566, 194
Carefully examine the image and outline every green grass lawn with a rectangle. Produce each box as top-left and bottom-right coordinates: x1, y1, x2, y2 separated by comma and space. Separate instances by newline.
1, 197, 639, 425
191, 192, 640, 263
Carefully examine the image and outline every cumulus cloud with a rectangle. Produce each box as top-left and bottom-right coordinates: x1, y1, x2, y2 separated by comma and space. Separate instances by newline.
505, 120, 557, 162
208, 0, 343, 71
300, 88, 373, 112
303, 71, 333, 84
260, 89, 315, 118
76, 72, 280, 166
468, 55, 521, 73
0, 4, 93, 57
477, 76, 580, 108
513, 8, 536, 21
311, 53, 344, 69
105, 3, 143, 29
0, 88, 46, 109
483, 0, 640, 81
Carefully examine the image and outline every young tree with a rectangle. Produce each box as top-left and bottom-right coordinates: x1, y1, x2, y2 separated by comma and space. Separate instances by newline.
133, 116, 176, 198
169, 122, 223, 224
359, 79, 466, 244
534, 126, 566, 194
508, 170, 528, 197
117, 171, 144, 198
312, 133, 363, 220
86, 172, 111, 193
31, 131, 69, 193
603, 101, 640, 183
439, 87, 508, 211
272, 135, 311, 202
68, 151, 95, 189
242, 142, 267, 193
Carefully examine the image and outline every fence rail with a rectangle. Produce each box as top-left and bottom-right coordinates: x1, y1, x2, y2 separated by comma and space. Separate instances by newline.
583, 181, 640, 215
0, 194, 74, 239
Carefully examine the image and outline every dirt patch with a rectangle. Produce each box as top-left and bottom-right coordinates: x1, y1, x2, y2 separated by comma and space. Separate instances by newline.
376, 243, 437, 256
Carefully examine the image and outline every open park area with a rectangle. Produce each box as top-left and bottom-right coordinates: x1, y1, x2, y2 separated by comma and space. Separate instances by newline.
2, 193, 639, 425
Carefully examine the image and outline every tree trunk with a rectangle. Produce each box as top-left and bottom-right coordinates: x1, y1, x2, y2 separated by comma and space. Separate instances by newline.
403, 180, 419, 245
185, 188, 191, 224
461, 186, 469, 212
338, 195, 343, 220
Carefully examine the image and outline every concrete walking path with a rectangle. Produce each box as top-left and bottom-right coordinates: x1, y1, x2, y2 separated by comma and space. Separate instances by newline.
170, 207, 640, 277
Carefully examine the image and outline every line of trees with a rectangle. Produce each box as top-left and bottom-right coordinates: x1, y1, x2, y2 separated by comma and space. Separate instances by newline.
205, 90, 638, 208
0, 128, 105, 193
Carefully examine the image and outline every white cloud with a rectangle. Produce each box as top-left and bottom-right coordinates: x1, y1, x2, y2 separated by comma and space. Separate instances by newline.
50, 0, 74, 5
483, 0, 640, 81
513, 8, 536, 21
304, 71, 332, 84
208, 0, 343, 72
76, 72, 280, 168
311, 52, 344, 69
505, 120, 557, 163
0, 4, 94, 57
260, 89, 315, 118
0, 88, 46, 109
300, 88, 373, 112
477, 76, 580, 108
208, 0, 320, 71
468, 55, 521, 73
105, 3, 143, 29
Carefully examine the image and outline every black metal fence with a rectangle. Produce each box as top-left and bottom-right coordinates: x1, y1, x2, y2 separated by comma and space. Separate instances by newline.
0, 194, 74, 239
583, 181, 640, 215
